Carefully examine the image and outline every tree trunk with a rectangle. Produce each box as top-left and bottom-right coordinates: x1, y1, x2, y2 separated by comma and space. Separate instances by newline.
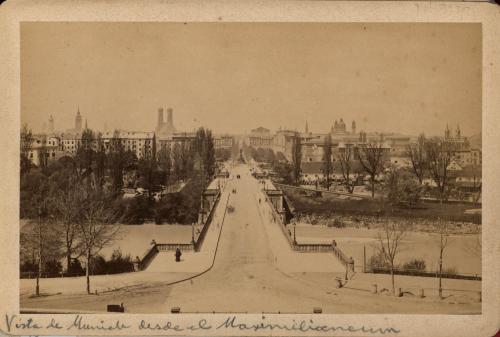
390, 262, 395, 295
86, 250, 91, 294
438, 246, 443, 299
66, 250, 71, 276
371, 176, 375, 198
36, 214, 42, 296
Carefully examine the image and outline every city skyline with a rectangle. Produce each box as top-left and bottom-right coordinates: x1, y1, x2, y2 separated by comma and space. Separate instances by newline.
21, 22, 481, 137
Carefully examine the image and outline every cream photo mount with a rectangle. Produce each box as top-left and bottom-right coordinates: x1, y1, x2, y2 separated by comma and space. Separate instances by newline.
0, 1, 499, 336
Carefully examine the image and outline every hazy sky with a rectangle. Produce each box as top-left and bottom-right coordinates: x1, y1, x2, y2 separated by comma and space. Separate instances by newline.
21, 22, 481, 136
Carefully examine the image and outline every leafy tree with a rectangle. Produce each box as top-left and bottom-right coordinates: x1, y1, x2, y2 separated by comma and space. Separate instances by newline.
75, 128, 95, 181
109, 130, 125, 193
20, 124, 34, 176
291, 135, 302, 185
95, 132, 106, 190
158, 145, 172, 186
384, 166, 422, 206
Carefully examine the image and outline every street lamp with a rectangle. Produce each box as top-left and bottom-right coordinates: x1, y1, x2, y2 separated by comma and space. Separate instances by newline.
293, 222, 297, 245
191, 222, 195, 244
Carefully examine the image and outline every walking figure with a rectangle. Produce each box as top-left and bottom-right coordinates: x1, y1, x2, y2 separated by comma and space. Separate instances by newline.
175, 248, 182, 262
259, 198, 261, 204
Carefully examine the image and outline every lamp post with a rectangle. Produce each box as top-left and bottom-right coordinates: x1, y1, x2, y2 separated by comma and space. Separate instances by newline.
192, 222, 195, 244
293, 222, 297, 245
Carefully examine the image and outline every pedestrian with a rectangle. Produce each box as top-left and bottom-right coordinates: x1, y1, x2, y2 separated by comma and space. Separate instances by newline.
259, 198, 261, 204
175, 248, 182, 262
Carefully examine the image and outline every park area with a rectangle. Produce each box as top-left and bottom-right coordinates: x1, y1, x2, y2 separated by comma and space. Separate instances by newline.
283, 187, 482, 278
290, 224, 481, 276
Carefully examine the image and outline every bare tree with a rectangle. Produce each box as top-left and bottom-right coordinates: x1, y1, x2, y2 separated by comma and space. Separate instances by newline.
471, 163, 482, 205
425, 138, 452, 203
322, 134, 333, 190
77, 185, 121, 294
356, 142, 387, 197
407, 133, 427, 184
376, 221, 408, 295
337, 145, 356, 194
53, 176, 84, 273
436, 219, 452, 299
22, 172, 60, 295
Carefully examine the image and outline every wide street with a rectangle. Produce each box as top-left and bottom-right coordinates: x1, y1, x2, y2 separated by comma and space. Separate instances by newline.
20, 163, 481, 314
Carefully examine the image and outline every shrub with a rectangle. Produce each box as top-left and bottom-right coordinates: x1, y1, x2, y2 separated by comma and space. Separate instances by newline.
402, 259, 426, 272
20, 260, 37, 273
368, 252, 390, 271
67, 259, 85, 276
106, 249, 134, 274
442, 266, 457, 275
89, 255, 107, 275
44, 260, 63, 277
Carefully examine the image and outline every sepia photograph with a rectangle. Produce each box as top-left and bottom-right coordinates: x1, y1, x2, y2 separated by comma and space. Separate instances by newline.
16, 21, 485, 317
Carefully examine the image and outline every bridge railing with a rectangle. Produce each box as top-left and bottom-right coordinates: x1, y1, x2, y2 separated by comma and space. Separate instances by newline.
138, 184, 222, 271
263, 185, 354, 271
194, 190, 221, 252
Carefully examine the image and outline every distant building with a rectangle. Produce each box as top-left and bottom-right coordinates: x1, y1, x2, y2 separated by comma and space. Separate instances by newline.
214, 135, 234, 149
156, 107, 177, 137
28, 135, 63, 167
249, 127, 273, 149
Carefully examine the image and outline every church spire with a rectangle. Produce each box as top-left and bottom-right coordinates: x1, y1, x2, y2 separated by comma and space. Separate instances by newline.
305, 120, 309, 134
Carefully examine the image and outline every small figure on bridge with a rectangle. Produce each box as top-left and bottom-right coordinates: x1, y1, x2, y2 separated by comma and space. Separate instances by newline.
175, 248, 182, 262
331, 240, 337, 248
348, 256, 355, 271
258, 198, 261, 204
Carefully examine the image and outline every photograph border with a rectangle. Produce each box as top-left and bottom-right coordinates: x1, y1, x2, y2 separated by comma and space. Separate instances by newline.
1, 1, 499, 336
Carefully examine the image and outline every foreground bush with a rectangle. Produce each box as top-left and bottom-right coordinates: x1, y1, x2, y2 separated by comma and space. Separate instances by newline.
402, 259, 426, 272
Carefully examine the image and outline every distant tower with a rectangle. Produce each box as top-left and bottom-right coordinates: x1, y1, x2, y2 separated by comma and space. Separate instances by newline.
445, 124, 451, 139
157, 107, 164, 130
48, 115, 54, 133
339, 118, 346, 133
351, 120, 356, 134
75, 107, 82, 132
456, 124, 461, 139
167, 107, 173, 125
305, 121, 309, 134
84, 118, 88, 130
334, 120, 338, 133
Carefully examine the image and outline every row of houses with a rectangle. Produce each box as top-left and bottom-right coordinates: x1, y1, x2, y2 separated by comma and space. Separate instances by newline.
26, 130, 235, 167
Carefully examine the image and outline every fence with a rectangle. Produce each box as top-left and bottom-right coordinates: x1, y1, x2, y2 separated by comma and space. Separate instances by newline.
138, 187, 221, 270
194, 190, 221, 252
263, 186, 354, 271
368, 267, 481, 281
156, 243, 194, 252
138, 244, 159, 270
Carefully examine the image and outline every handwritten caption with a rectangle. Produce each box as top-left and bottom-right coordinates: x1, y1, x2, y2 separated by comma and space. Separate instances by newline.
5, 314, 400, 334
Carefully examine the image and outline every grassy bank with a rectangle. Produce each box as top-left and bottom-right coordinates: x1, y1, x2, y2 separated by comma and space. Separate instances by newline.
285, 189, 481, 224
